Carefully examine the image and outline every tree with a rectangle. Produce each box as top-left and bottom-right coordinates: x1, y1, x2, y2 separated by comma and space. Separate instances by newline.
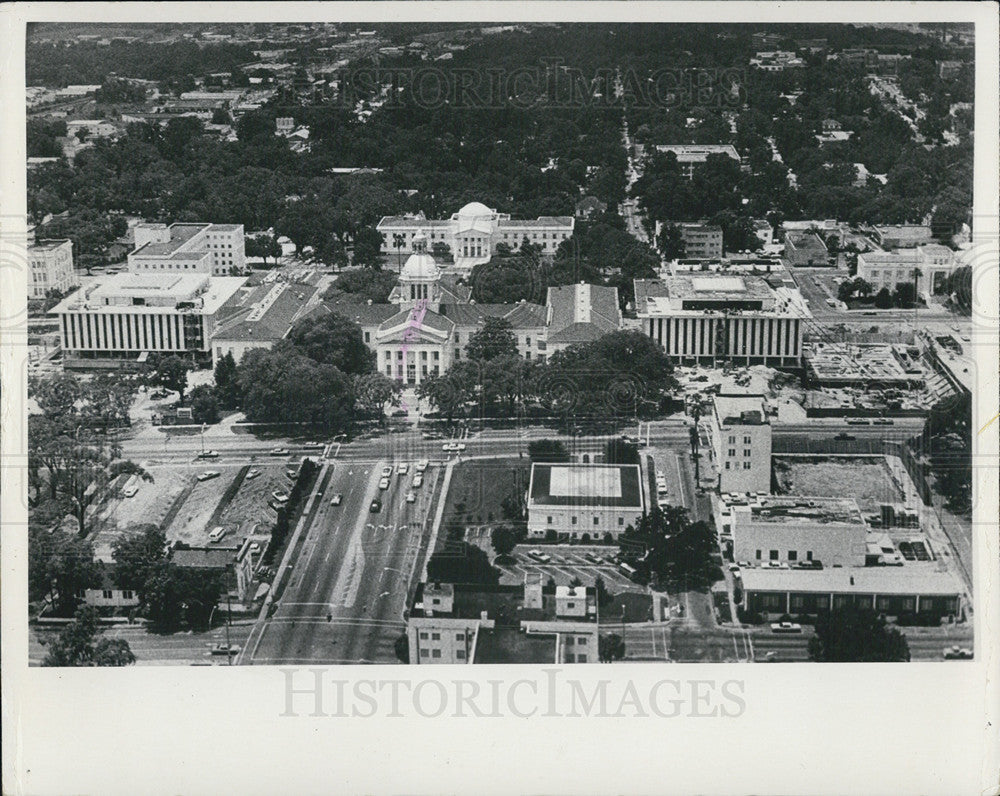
416, 363, 478, 424
465, 317, 518, 362
112, 525, 168, 601
146, 354, 193, 404
188, 384, 220, 424
213, 351, 241, 409
42, 606, 136, 667
619, 505, 720, 590
426, 542, 500, 585
490, 526, 518, 560
286, 312, 375, 375
873, 287, 893, 309
809, 605, 910, 662
211, 108, 233, 126
29, 525, 101, 615
322, 268, 398, 304
605, 438, 640, 465
942, 265, 972, 313
351, 227, 385, 268
656, 222, 686, 260
394, 632, 410, 663
598, 633, 626, 662
893, 281, 917, 308
594, 576, 613, 607
431, 241, 453, 263
528, 439, 570, 463
353, 372, 401, 422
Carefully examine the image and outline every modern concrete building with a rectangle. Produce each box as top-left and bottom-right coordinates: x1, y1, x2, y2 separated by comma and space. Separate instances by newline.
679, 223, 724, 259
710, 393, 772, 494
406, 576, 599, 664
633, 274, 810, 366
783, 231, 829, 266
653, 144, 741, 179
377, 201, 574, 271
128, 222, 246, 277
50, 273, 246, 368
731, 495, 868, 567
740, 567, 963, 621
28, 239, 77, 299
527, 463, 645, 541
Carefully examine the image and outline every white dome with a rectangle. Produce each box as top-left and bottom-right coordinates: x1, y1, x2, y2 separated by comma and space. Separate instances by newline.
401, 251, 439, 281
457, 201, 493, 218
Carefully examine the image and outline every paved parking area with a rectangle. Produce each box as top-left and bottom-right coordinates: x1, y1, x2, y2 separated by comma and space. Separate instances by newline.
484, 541, 644, 591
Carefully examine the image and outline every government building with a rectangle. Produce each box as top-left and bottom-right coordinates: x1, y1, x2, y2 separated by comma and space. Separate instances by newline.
319, 232, 621, 386
128, 222, 246, 277
376, 202, 574, 271
633, 274, 810, 367
28, 239, 77, 300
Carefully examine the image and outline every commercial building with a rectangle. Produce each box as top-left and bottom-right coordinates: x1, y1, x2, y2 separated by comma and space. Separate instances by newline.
740, 567, 963, 621
783, 231, 829, 266
28, 239, 77, 299
50, 272, 246, 368
731, 495, 868, 567
750, 51, 806, 70
653, 145, 741, 179
128, 222, 246, 277
710, 394, 772, 494
856, 245, 956, 294
376, 202, 574, 271
66, 119, 117, 139
527, 463, 645, 541
871, 224, 933, 249
633, 274, 810, 367
406, 575, 599, 664
210, 281, 320, 366
679, 223, 724, 259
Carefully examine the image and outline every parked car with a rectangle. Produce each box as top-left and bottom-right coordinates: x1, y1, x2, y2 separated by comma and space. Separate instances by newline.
834, 432, 856, 441
412, 475, 423, 489
208, 526, 227, 542
197, 450, 220, 459
405, 491, 417, 503
736, 561, 752, 569
942, 646, 973, 660
330, 493, 343, 506
416, 459, 429, 473
248, 542, 261, 554
370, 498, 382, 513
381, 465, 393, 478
245, 468, 261, 480
378, 477, 390, 490
197, 470, 221, 482
770, 621, 802, 634
846, 418, 870, 425
397, 462, 409, 475
527, 550, 552, 563
728, 563, 741, 572
584, 552, 601, 563
271, 491, 290, 503
873, 418, 894, 425
122, 485, 138, 498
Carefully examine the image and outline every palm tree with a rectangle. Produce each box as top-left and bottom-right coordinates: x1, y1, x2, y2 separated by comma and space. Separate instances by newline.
393, 233, 405, 270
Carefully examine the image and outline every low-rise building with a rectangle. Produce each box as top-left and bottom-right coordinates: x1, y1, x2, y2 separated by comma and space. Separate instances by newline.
575, 195, 608, 219
653, 144, 741, 179
634, 274, 810, 366
679, 223, 724, 259
527, 463, 645, 541
710, 393, 772, 494
750, 51, 806, 71
28, 239, 77, 299
129, 222, 246, 277
66, 119, 117, 139
783, 231, 829, 266
50, 272, 246, 369
211, 281, 319, 366
871, 224, 932, 250
544, 283, 622, 354
856, 244, 955, 293
406, 575, 599, 664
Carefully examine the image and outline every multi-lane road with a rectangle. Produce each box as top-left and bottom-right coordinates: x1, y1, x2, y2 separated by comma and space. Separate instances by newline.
241, 459, 441, 665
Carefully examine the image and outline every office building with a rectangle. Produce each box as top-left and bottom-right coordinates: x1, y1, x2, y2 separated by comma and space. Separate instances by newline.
527, 463, 645, 541
710, 394, 772, 494
856, 245, 956, 294
128, 222, 246, 277
633, 274, 810, 366
653, 144, 741, 179
28, 239, 77, 299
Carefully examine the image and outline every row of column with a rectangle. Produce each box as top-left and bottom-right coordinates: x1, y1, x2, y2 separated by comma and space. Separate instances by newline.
647, 316, 801, 360
61, 312, 188, 352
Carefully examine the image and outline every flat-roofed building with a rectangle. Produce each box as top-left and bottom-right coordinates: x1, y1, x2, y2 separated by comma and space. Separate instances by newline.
731, 495, 868, 567
653, 144, 741, 179
783, 230, 829, 266
129, 222, 246, 277
377, 201, 574, 271
871, 224, 932, 249
28, 239, 77, 299
679, 223, 724, 259
740, 567, 963, 621
710, 393, 772, 494
633, 274, 810, 366
856, 244, 956, 294
50, 272, 246, 368
527, 463, 645, 541
406, 576, 599, 664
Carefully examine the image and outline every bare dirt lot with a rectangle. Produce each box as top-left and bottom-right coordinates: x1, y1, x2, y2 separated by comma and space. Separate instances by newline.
774, 455, 904, 511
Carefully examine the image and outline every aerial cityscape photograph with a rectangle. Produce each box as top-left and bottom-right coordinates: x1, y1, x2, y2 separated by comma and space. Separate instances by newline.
24, 19, 979, 668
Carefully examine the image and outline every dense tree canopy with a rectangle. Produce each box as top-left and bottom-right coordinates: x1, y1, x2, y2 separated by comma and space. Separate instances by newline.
808, 605, 911, 662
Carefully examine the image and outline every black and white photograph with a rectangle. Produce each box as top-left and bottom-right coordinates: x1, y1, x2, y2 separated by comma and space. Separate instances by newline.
3, 3, 998, 794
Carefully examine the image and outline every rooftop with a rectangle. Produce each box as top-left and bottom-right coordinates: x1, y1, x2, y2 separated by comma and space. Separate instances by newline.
29, 239, 71, 252
655, 144, 741, 162
213, 282, 319, 342
131, 223, 209, 257
528, 463, 643, 509
736, 495, 866, 527
739, 566, 962, 596
170, 547, 235, 569
411, 582, 596, 623
713, 393, 768, 426
546, 283, 621, 344
473, 628, 556, 664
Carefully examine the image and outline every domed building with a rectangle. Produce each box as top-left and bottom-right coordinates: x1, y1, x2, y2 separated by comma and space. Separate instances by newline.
377, 202, 575, 271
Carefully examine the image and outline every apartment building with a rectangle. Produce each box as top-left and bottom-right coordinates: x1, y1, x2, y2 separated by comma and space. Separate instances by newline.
709, 393, 773, 494
28, 239, 77, 299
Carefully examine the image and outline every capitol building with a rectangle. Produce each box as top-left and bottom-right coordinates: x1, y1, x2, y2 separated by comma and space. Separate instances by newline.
377, 202, 575, 271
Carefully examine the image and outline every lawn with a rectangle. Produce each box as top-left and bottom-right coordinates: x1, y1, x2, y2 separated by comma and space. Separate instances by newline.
440, 458, 529, 531
773, 455, 903, 510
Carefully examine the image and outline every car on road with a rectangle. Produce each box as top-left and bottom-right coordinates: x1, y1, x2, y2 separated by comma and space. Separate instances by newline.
208, 526, 227, 542
381, 465, 393, 478
795, 560, 823, 570
442, 441, 467, 452
378, 477, 390, 490
271, 491, 290, 503
397, 462, 409, 475
303, 441, 324, 450
249, 542, 261, 554
825, 298, 836, 307
246, 468, 261, 480
370, 498, 382, 513
197, 450, 220, 459
330, 493, 343, 506
197, 470, 221, 482
728, 563, 741, 572
412, 475, 423, 488
421, 431, 444, 440
405, 491, 416, 503
583, 552, 601, 563
269, 447, 289, 456
846, 418, 870, 425
770, 621, 802, 634
736, 561, 752, 569
834, 432, 856, 441
527, 550, 552, 563
209, 643, 240, 656
873, 418, 894, 425
122, 484, 138, 498
416, 459, 429, 473
942, 646, 973, 660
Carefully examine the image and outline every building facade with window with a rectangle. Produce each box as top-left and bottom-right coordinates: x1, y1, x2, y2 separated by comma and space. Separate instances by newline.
28, 239, 77, 299
634, 275, 809, 367
709, 393, 772, 494
129, 222, 246, 277
527, 463, 645, 541
653, 144, 741, 179
856, 245, 956, 294
377, 202, 574, 271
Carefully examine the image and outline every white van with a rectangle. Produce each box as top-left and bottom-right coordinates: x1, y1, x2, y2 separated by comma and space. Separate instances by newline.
208, 526, 227, 543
